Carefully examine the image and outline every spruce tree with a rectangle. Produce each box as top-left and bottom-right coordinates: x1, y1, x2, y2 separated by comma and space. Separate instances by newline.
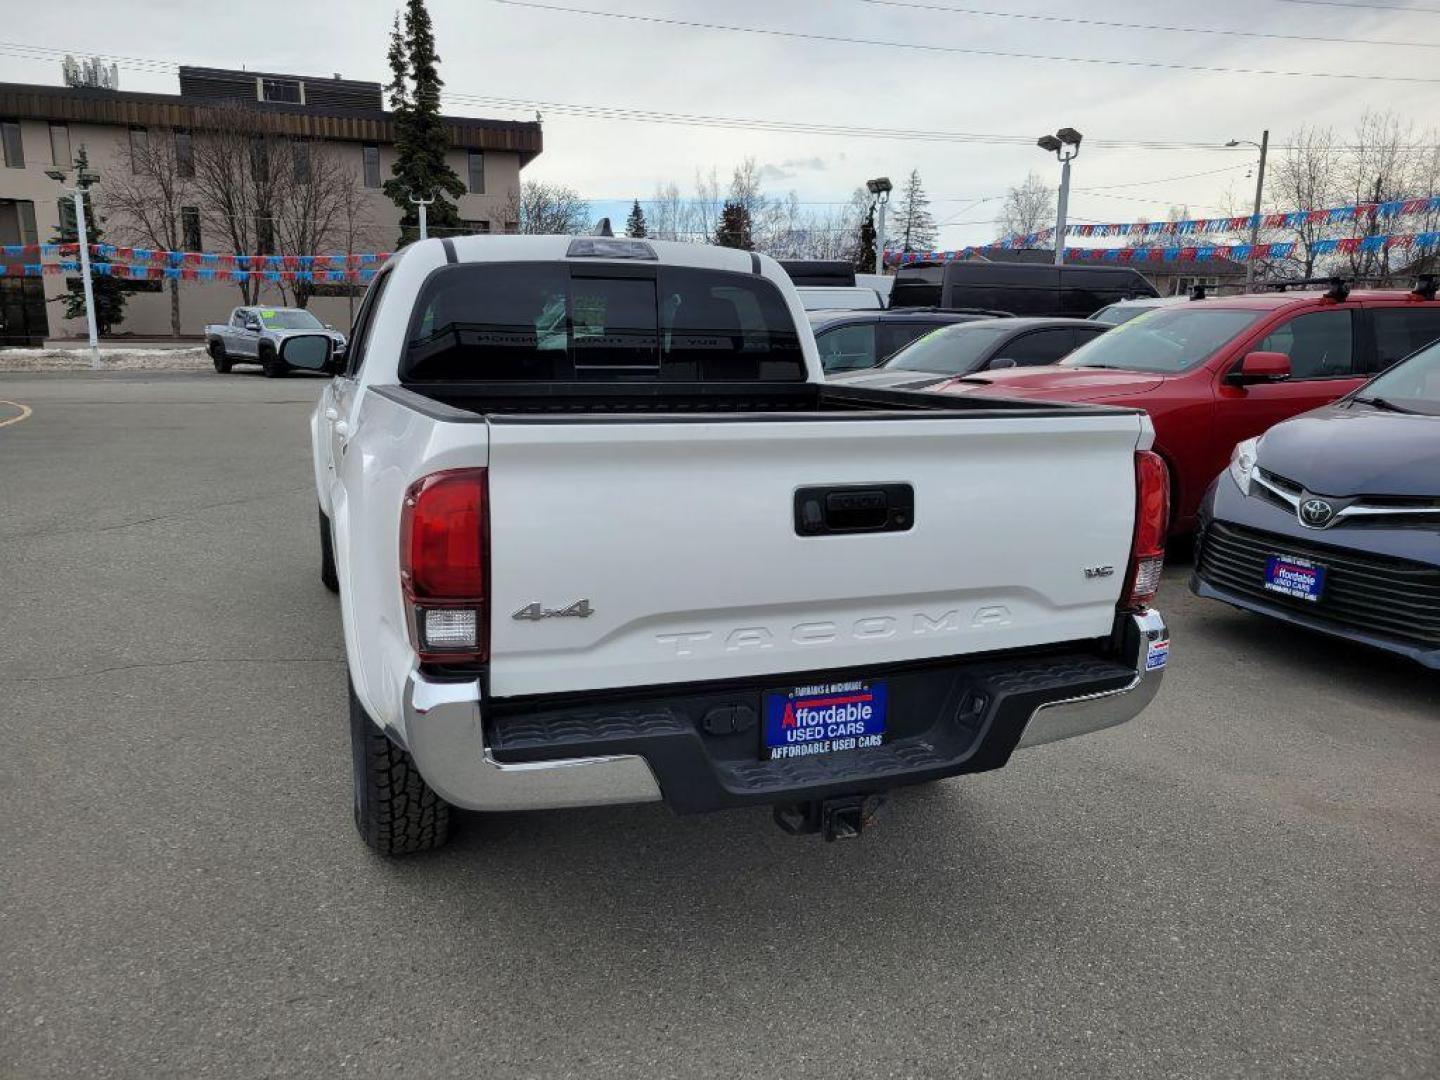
383, 0, 466, 246
713, 201, 753, 250
50, 145, 126, 334
625, 199, 648, 238
896, 169, 938, 254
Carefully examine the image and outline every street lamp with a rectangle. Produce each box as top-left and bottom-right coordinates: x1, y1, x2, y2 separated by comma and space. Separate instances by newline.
408, 191, 435, 242
1226, 131, 1269, 291
866, 176, 892, 273
1037, 128, 1082, 266
46, 166, 102, 368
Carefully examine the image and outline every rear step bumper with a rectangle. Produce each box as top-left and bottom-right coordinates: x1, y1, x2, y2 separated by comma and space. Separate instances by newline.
401, 610, 1167, 814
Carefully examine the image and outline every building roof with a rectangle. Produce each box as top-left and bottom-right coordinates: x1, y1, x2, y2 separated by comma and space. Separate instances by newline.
0, 79, 543, 163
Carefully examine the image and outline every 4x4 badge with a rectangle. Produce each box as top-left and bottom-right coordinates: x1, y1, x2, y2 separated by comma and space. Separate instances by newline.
513, 599, 595, 621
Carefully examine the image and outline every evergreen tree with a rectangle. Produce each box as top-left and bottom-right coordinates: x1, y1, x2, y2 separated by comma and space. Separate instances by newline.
855, 203, 877, 272
713, 200, 753, 250
895, 169, 938, 254
383, 0, 466, 246
625, 199, 648, 238
50, 145, 126, 334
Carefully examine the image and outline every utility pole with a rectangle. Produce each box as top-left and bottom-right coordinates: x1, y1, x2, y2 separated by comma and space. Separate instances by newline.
1038, 129, 1083, 266
1228, 130, 1268, 290
47, 167, 100, 368
408, 191, 435, 242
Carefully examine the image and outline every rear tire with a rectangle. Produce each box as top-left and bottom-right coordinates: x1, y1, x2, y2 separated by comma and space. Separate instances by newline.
209, 341, 232, 374
350, 680, 451, 855
319, 508, 339, 593
261, 347, 286, 378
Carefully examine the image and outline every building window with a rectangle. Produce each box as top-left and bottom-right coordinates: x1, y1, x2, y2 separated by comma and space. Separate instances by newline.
2, 121, 23, 168
57, 197, 76, 235
16, 200, 38, 244
182, 206, 202, 251
503, 219, 519, 235
129, 126, 148, 171
49, 123, 70, 168
462, 219, 491, 234
362, 145, 380, 188
261, 78, 302, 104
249, 136, 268, 183
467, 151, 485, 194
255, 215, 274, 255
293, 141, 311, 184
175, 129, 193, 178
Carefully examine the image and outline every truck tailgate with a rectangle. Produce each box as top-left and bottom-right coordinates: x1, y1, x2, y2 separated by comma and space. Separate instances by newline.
486, 412, 1144, 697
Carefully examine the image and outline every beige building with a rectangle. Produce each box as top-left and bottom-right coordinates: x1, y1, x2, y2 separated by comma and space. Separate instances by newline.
0, 66, 542, 342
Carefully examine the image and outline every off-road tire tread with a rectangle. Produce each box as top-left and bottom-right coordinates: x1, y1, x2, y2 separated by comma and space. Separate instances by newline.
350, 683, 450, 855
209, 341, 232, 374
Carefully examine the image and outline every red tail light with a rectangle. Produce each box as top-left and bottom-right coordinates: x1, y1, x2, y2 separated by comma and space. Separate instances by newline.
400, 468, 488, 662
1123, 451, 1170, 611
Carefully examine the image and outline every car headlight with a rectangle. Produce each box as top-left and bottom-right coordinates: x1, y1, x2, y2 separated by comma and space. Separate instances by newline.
1228, 437, 1259, 493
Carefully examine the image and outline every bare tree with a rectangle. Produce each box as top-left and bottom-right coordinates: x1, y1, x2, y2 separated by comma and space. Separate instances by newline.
188, 104, 293, 304
649, 182, 685, 241
270, 140, 371, 308
508, 180, 590, 234
995, 171, 1055, 245
99, 129, 195, 336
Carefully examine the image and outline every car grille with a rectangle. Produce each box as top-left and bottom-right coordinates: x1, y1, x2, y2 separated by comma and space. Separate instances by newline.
1196, 520, 1440, 646
1254, 468, 1440, 529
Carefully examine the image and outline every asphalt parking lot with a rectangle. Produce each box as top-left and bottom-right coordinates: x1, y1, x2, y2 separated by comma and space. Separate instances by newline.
1, 372, 1436, 1080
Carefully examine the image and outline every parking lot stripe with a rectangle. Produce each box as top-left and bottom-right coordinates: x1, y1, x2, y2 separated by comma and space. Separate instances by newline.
0, 399, 33, 428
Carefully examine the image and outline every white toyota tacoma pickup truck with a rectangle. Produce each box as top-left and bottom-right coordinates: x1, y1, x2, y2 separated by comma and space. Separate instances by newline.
296, 234, 1170, 855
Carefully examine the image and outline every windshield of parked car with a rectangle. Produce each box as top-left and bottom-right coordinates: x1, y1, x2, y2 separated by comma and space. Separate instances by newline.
403, 262, 806, 382
1353, 338, 1440, 415
257, 309, 325, 330
1058, 306, 1264, 373
1090, 304, 1153, 326
882, 323, 1011, 374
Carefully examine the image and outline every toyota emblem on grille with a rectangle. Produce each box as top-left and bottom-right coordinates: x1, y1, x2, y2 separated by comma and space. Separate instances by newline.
1299, 498, 1335, 528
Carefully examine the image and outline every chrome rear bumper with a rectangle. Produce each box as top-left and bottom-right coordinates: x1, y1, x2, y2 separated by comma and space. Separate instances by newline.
400, 609, 1168, 812
1015, 609, 1168, 749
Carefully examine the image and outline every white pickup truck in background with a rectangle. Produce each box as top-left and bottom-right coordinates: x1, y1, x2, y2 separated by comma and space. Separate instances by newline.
290, 234, 1171, 854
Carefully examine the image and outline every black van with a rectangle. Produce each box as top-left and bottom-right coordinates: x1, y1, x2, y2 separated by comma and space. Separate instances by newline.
778, 260, 857, 288
889, 261, 1157, 317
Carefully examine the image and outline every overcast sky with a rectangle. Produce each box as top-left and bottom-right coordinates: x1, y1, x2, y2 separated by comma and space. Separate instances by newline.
5, 0, 1440, 248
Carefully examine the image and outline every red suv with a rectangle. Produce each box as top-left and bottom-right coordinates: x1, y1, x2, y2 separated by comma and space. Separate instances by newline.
933, 289, 1440, 532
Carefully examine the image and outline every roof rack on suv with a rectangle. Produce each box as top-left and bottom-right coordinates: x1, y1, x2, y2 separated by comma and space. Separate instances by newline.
1250, 276, 1352, 301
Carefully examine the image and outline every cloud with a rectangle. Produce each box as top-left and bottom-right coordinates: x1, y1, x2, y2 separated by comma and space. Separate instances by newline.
757, 157, 830, 182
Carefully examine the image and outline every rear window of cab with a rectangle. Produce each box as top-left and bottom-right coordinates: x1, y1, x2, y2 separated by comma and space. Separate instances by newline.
402, 262, 807, 383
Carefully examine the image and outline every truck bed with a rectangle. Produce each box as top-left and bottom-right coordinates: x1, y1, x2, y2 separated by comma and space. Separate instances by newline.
373, 381, 1139, 420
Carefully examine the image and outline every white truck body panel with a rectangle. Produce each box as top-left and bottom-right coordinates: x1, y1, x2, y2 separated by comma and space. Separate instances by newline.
485, 412, 1143, 696
313, 236, 1157, 771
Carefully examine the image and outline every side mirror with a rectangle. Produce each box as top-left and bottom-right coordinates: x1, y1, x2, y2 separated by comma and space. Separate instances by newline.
245, 320, 261, 331
989, 357, 1018, 369
1228, 350, 1291, 386
279, 333, 339, 375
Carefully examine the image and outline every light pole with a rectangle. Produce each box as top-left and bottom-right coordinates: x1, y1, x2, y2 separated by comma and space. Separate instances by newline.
1037, 128, 1082, 266
408, 191, 435, 241
46, 167, 101, 368
866, 177, 892, 274
1226, 131, 1269, 291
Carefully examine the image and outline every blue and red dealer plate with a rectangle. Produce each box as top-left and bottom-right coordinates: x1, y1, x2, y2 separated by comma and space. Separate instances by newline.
1264, 554, 1327, 603
762, 681, 888, 761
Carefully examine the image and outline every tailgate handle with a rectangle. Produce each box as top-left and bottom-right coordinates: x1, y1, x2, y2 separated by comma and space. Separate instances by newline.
795, 484, 913, 536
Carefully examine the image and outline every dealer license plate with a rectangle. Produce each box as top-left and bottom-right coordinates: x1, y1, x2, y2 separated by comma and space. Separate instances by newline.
1264, 554, 1327, 602
762, 680, 887, 761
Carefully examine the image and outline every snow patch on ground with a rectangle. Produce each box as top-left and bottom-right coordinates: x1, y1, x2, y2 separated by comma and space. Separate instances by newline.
0, 347, 212, 371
